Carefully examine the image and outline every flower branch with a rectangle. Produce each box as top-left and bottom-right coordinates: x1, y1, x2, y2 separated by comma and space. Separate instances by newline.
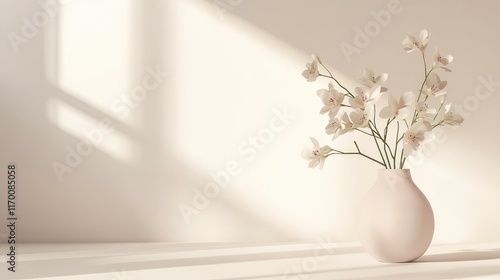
301, 30, 463, 170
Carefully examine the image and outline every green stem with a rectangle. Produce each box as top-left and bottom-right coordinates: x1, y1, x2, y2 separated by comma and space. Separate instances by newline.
423, 51, 427, 76
399, 147, 405, 169
411, 52, 433, 125
433, 102, 445, 121
404, 119, 410, 129
328, 152, 385, 166
354, 141, 386, 166
355, 128, 375, 137
372, 118, 394, 167
318, 72, 354, 98
394, 121, 400, 168
326, 142, 385, 167
396, 135, 404, 144
382, 119, 392, 168
432, 121, 443, 129
368, 121, 387, 168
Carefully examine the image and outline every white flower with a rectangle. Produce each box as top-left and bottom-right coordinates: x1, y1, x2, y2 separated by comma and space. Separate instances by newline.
325, 113, 342, 140
424, 73, 447, 98
302, 56, 319, 82
402, 29, 430, 53
415, 101, 437, 121
349, 87, 369, 110
311, 53, 322, 64
437, 93, 447, 105
433, 48, 453, 72
301, 137, 332, 170
367, 85, 384, 103
340, 112, 354, 134
350, 106, 372, 128
403, 120, 432, 157
317, 83, 345, 116
359, 69, 389, 90
441, 103, 464, 126
349, 86, 383, 110
379, 91, 414, 120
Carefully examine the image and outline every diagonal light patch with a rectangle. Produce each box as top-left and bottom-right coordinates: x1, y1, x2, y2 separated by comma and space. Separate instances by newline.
169, 0, 364, 239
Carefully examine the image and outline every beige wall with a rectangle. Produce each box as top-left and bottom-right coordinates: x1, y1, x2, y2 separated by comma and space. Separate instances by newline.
0, 0, 499, 243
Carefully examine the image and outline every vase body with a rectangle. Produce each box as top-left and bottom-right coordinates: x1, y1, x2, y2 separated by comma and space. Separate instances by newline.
356, 169, 434, 262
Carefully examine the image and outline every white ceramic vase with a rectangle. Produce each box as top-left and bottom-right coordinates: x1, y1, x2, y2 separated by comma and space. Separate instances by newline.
356, 169, 434, 263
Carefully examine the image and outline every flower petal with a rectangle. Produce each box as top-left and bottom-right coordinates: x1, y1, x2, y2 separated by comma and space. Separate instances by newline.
310, 137, 320, 149
301, 147, 313, 160
311, 53, 322, 63
376, 73, 388, 85
318, 158, 325, 170
388, 93, 398, 109
403, 142, 413, 157
401, 91, 415, 106
363, 69, 374, 80
320, 145, 333, 154
379, 106, 394, 119
319, 106, 330, 115
397, 108, 410, 120
367, 86, 382, 103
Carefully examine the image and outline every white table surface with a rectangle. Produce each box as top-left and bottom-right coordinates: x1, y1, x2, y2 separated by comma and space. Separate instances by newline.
1, 242, 499, 280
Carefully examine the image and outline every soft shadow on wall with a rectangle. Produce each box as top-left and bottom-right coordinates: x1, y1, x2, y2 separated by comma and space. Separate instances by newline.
0, 0, 303, 242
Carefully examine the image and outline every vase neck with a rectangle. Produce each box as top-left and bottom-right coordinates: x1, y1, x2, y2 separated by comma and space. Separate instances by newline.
377, 169, 413, 185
